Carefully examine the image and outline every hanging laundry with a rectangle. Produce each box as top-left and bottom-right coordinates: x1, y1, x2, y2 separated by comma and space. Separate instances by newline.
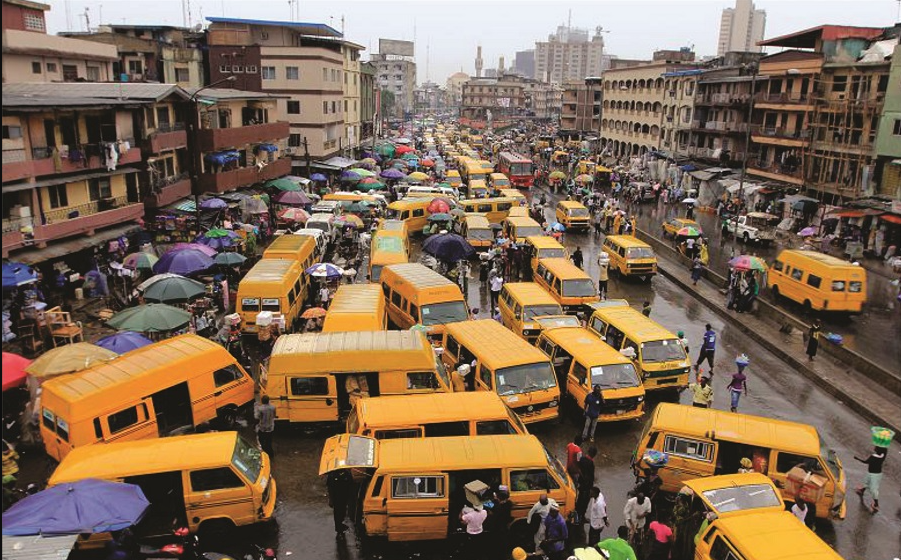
104, 142, 119, 171
68, 148, 84, 164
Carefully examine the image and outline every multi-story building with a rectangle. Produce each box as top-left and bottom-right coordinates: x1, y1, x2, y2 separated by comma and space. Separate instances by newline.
206, 17, 357, 162
414, 81, 445, 114
60, 24, 205, 87
560, 78, 602, 133
535, 25, 608, 83
523, 80, 562, 121
747, 25, 889, 201
2, 0, 117, 84
717, 0, 766, 56
371, 51, 416, 118
461, 75, 526, 127
445, 71, 470, 110
340, 41, 365, 157
873, 43, 901, 198
514, 49, 535, 79
600, 50, 699, 158
360, 62, 377, 148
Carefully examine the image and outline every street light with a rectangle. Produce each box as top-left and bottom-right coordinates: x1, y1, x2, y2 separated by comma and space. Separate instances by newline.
189, 75, 237, 225
736, 62, 758, 228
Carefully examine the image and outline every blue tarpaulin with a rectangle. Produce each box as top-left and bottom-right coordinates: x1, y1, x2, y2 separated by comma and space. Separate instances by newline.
256, 143, 278, 153
204, 151, 241, 165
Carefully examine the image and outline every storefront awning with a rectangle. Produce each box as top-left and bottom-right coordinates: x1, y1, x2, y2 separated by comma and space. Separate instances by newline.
13, 223, 142, 265
828, 209, 884, 218
879, 214, 901, 224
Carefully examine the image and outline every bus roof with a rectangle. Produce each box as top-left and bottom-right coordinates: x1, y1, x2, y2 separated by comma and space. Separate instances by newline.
778, 250, 861, 269
540, 327, 633, 366
557, 200, 587, 210
377, 434, 548, 472
326, 284, 383, 315
588, 305, 677, 341
270, 331, 435, 374
388, 199, 430, 210
537, 258, 591, 280
503, 282, 561, 305
713, 511, 843, 560
650, 403, 821, 456
239, 259, 301, 284
356, 392, 513, 428
445, 320, 550, 371
377, 219, 407, 231
49, 431, 242, 484
499, 151, 531, 163
504, 216, 541, 227
42, 334, 236, 416
372, 234, 406, 253
464, 214, 491, 228
606, 235, 652, 248
263, 234, 314, 254
382, 263, 458, 289
526, 236, 566, 249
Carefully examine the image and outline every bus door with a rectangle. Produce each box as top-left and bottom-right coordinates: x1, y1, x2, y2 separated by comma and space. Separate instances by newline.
284, 375, 338, 422
386, 473, 450, 541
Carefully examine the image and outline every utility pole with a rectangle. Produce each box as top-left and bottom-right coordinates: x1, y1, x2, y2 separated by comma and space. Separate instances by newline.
735, 62, 758, 230
303, 137, 312, 181
188, 76, 237, 228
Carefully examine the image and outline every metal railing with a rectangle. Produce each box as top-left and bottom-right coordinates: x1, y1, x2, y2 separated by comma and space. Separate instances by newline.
43, 195, 137, 223
751, 125, 809, 140
748, 159, 803, 178
2, 216, 32, 234
154, 122, 186, 133
2, 147, 27, 165
151, 172, 189, 189
754, 92, 810, 104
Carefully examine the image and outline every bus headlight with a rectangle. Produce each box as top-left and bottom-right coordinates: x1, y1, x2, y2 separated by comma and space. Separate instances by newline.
549, 400, 559, 407
637, 396, 644, 402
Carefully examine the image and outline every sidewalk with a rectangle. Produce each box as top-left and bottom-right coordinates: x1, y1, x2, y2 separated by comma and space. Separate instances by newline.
646, 232, 901, 434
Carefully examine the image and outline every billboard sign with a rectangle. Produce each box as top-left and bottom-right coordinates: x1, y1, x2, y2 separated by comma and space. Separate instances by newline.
379, 39, 414, 57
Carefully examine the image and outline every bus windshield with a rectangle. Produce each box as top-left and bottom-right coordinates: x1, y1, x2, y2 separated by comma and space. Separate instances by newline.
511, 163, 531, 176
468, 228, 494, 241
568, 208, 590, 217
232, 436, 263, 482
538, 248, 566, 259
562, 279, 597, 297
641, 340, 686, 363
590, 363, 641, 389
420, 301, 469, 326
524, 304, 564, 320
626, 247, 655, 259
495, 362, 557, 396
517, 227, 544, 238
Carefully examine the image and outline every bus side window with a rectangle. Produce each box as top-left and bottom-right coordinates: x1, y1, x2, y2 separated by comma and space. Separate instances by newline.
479, 366, 493, 389
590, 317, 607, 337
510, 469, 559, 492
370, 475, 385, 497
606, 327, 625, 349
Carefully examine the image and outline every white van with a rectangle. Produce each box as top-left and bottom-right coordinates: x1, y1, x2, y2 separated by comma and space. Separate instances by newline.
294, 228, 327, 261
405, 185, 460, 200
306, 213, 338, 244
310, 200, 342, 217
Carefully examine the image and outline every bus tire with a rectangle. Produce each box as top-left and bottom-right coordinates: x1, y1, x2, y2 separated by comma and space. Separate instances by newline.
198, 518, 236, 538
216, 404, 239, 428
803, 300, 812, 314
771, 285, 780, 303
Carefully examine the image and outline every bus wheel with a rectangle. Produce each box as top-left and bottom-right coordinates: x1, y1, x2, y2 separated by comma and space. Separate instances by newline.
216, 404, 239, 428
771, 285, 780, 303
199, 518, 236, 539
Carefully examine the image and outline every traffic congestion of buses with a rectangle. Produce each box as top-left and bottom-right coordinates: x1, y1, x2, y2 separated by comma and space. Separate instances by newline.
28, 121, 851, 560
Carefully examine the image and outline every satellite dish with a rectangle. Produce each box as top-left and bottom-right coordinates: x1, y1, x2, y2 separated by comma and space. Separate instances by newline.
193, 23, 202, 32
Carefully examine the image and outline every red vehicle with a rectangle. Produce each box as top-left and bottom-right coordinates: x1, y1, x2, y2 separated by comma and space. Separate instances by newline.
497, 151, 534, 189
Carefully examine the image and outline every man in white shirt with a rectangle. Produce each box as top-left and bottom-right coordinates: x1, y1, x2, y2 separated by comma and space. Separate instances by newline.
623, 492, 652, 542
489, 271, 504, 310
586, 486, 609, 546
527, 494, 558, 552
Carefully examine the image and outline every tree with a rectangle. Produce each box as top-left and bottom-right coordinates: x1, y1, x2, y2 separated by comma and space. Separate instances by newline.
380, 88, 396, 118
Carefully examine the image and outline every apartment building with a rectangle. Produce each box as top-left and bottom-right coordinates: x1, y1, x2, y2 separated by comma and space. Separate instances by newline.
535, 24, 608, 83
524, 80, 562, 121
445, 71, 470, 109
2, 0, 117, 84
341, 41, 365, 157
560, 78, 602, 133
461, 75, 526, 126
717, 0, 766, 56
371, 53, 417, 117
360, 62, 377, 146
873, 43, 901, 198
206, 17, 360, 163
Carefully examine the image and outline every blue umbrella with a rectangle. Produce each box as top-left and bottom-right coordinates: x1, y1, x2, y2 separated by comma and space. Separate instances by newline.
152, 249, 214, 276
199, 198, 228, 210
2, 479, 150, 536
311, 173, 327, 182
550, 222, 566, 232
2, 262, 37, 290
380, 168, 405, 180
305, 263, 344, 279
95, 332, 153, 354
194, 234, 238, 250
340, 170, 362, 182
422, 232, 475, 262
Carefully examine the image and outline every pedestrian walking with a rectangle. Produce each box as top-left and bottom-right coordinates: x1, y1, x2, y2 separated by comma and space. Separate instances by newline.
596, 526, 637, 560
582, 385, 604, 441
254, 395, 276, 458
691, 256, 703, 286
647, 516, 674, 560
854, 438, 890, 513
727, 354, 750, 412
460, 503, 488, 559
791, 499, 815, 529
623, 493, 652, 545
597, 252, 610, 299
695, 323, 716, 375
326, 468, 353, 533
489, 269, 504, 311
571, 247, 584, 269
576, 446, 597, 522
586, 487, 609, 546
566, 435, 584, 484
641, 300, 652, 317
489, 487, 513, 558
688, 376, 714, 408
541, 504, 568, 560
527, 494, 557, 552
319, 283, 331, 309
805, 319, 821, 361
677, 330, 689, 355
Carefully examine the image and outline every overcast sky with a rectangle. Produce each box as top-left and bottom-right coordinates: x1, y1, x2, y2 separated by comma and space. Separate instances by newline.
44, 0, 899, 83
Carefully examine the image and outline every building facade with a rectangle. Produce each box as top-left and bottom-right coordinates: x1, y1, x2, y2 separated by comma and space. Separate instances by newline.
340, 41, 365, 157
535, 25, 607, 83
2, 0, 117, 84
560, 78, 601, 133
445, 71, 470, 111
523, 80, 562, 121
370, 53, 416, 118
717, 0, 766, 56
514, 49, 535, 79
360, 62, 377, 147
461, 75, 526, 126
873, 43, 901, 198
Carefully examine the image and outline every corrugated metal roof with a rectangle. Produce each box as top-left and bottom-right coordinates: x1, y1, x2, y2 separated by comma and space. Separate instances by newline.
207, 16, 341, 37
2, 93, 138, 108
2, 534, 78, 560
183, 87, 287, 101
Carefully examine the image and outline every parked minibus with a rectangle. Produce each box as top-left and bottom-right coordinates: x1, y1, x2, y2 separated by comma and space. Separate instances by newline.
346, 391, 527, 439
322, 284, 387, 332
40, 334, 254, 461
441, 320, 559, 424
48, 431, 275, 534
236, 259, 304, 334
533, 258, 600, 313
460, 197, 515, 224
379, 263, 469, 340
524, 236, 568, 273
460, 214, 494, 249
387, 199, 431, 233
266, 331, 449, 423
633, 403, 847, 519
503, 216, 544, 243
319, 433, 575, 541
369, 232, 409, 282
768, 249, 867, 313
585, 300, 690, 391
497, 282, 565, 343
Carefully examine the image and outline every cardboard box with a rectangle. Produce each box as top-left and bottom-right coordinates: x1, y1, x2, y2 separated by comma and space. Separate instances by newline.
464, 480, 489, 507
225, 313, 241, 326
784, 466, 827, 503
256, 311, 273, 327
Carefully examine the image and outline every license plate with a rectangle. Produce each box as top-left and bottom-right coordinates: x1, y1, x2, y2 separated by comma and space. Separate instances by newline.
616, 410, 625, 415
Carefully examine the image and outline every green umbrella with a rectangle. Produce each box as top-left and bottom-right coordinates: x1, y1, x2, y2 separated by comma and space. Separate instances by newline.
348, 168, 376, 178
357, 181, 386, 191
266, 178, 301, 191
204, 228, 233, 238
107, 303, 192, 333
214, 252, 247, 266
141, 276, 206, 304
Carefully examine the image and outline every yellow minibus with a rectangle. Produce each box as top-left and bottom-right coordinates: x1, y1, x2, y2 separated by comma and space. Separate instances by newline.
460, 214, 494, 248
503, 216, 544, 243
500, 188, 527, 206
602, 235, 657, 280
49, 431, 275, 534
369, 231, 409, 282
322, 284, 387, 332
379, 263, 469, 340
40, 334, 254, 461
346, 391, 527, 438
535, 327, 645, 423
533, 258, 600, 313
524, 236, 568, 273
266, 331, 449, 423
769, 249, 867, 313
441, 320, 560, 423
498, 282, 565, 343
320, 433, 575, 541
490, 173, 512, 188
236, 259, 304, 334
262, 234, 318, 280
634, 403, 847, 519
555, 200, 590, 231
387, 199, 431, 233
585, 300, 690, 391
460, 197, 515, 224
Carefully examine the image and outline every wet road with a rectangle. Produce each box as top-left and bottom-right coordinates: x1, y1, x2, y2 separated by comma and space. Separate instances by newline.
228, 193, 900, 560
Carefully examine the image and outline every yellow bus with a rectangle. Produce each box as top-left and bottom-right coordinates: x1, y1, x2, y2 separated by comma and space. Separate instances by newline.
634, 403, 847, 520
460, 214, 494, 248
49, 431, 276, 534
497, 282, 566, 343
39, 334, 254, 462
524, 236, 568, 273
322, 284, 387, 332
261, 235, 318, 299
236, 259, 304, 334
369, 231, 409, 282
346, 391, 528, 439
769, 249, 867, 313
602, 235, 657, 280
555, 200, 590, 231
461, 162, 488, 184
535, 326, 645, 423
387, 199, 431, 233
503, 216, 544, 243
499, 188, 527, 206
460, 197, 515, 224
266, 331, 449, 423
490, 173, 512, 188
441, 320, 560, 424
585, 300, 690, 391
533, 257, 600, 313
379, 263, 470, 341
320, 433, 575, 541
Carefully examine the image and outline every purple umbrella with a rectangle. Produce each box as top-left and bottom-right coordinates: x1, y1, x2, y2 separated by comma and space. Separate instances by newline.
167, 243, 218, 257
95, 331, 153, 354
380, 168, 405, 179
199, 198, 228, 210
311, 173, 327, 182
275, 190, 312, 206
340, 170, 362, 182
152, 249, 214, 275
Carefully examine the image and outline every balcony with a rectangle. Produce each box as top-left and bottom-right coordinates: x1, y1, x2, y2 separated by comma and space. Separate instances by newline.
747, 159, 805, 185
195, 121, 290, 152
197, 157, 291, 194
30, 142, 141, 179
750, 126, 809, 147
695, 93, 750, 106
753, 92, 813, 108
147, 123, 187, 153
144, 173, 192, 209
31, 196, 144, 247
2, 148, 33, 183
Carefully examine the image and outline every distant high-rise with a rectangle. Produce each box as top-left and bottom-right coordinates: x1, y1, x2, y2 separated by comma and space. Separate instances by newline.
475, 45, 483, 78
514, 49, 535, 78
717, 0, 766, 55
535, 24, 607, 84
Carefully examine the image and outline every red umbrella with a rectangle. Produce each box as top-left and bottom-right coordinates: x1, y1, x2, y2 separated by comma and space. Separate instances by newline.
427, 198, 451, 214
359, 177, 380, 185
395, 145, 414, 155
2, 352, 31, 392
420, 158, 435, 167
